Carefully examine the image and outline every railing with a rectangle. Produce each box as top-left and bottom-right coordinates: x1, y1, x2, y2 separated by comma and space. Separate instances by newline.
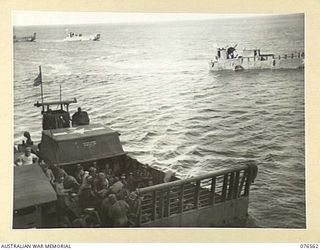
240, 52, 304, 62
276, 52, 304, 60
135, 163, 258, 226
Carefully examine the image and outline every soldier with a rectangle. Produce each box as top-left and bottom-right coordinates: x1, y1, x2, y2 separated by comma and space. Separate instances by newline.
78, 175, 95, 209
89, 166, 97, 179
93, 172, 109, 199
14, 147, 38, 166
63, 173, 80, 193
127, 192, 142, 226
54, 174, 72, 221
74, 164, 85, 184
23, 131, 33, 146
72, 107, 90, 126
41, 162, 55, 185
127, 172, 136, 191
108, 177, 124, 195
100, 194, 113, 226
107, 194, 129, 227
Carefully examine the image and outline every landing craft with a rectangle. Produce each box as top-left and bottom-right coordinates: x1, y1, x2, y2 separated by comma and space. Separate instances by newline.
64, 31, 100, 42
13, 32, 36, 43
209, 45, 304, 71
13, 68, 258, 228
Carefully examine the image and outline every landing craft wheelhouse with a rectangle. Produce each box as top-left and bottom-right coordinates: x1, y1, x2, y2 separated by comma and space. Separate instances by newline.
209, 45, 304, 71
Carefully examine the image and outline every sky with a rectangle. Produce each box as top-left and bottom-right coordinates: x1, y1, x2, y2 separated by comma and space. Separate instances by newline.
12, 11, 278, 26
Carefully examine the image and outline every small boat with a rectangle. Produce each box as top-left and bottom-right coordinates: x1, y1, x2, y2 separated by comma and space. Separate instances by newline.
209, 45, 304, 71
13, 32, 36, 43
64, 32, 100, 42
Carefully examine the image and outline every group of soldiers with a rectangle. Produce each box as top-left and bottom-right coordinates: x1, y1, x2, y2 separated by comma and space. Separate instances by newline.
43, 107, 90, 130
42, 160, 153, 227
14, 131, 164, 227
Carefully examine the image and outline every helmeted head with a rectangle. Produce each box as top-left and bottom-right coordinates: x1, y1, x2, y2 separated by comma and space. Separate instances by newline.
89, 167, 97, 176
98, 172, 106, 180
108, 194, 117, 205
86, 175, 94, 184
23, 131, 31, 139
128, 191, 138, 201
42, 163, 49, 170
57, 168, 67, 178
57, 174, 65, 183
78, 107, 82, 113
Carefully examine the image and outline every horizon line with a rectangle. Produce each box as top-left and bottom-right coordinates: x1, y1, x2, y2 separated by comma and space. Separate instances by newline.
12, 12, 303, 27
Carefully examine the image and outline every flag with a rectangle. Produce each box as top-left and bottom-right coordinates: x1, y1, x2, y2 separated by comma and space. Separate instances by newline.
33, 72, 42, 86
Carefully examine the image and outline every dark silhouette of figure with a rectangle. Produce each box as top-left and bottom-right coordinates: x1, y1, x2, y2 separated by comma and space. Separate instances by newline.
72, 107, 90, 126
107, 194, 129, 227
23, 131, 33, 146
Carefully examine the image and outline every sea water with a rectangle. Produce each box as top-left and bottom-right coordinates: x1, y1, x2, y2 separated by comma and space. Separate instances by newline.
13, 14, 305, 228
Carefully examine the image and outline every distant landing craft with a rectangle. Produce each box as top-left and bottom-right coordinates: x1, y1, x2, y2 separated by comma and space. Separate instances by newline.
64, 31, 101, 41
209, 44, 304, 71
13, 32, 36, 43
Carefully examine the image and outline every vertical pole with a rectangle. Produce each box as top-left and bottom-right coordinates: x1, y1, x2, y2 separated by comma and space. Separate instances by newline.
151, 191, 156, 221
39, 66, 44, 113
233, 171, 240, 199
227, 172, 235, 200
137, 206, 141, 226
209, 177, 216, 205
165, 187, 171, 217
194, 181, 200, 209
222, 174, 228, 201
238, 172, 246, 197
159, 192, 164, 219
244, 168, 252, 196
179, 184, 184, 213
60, 84, 62, 102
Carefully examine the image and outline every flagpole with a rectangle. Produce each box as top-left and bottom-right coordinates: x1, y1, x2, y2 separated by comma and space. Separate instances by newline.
39, 65, 44, 113
60, 83, 62, 102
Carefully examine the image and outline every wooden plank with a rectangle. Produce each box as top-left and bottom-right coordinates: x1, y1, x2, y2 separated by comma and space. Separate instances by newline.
227, 172, 235, 200
165, 187, 171, 217
151, 191, 156, 220
159, 192, 164, 219
179, 184, 184, 213
238, 172, 246, 197
244, 169, 251, 196
233, 171, 240, 199
14, 164, 57, 210
221, 174, 228, 201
